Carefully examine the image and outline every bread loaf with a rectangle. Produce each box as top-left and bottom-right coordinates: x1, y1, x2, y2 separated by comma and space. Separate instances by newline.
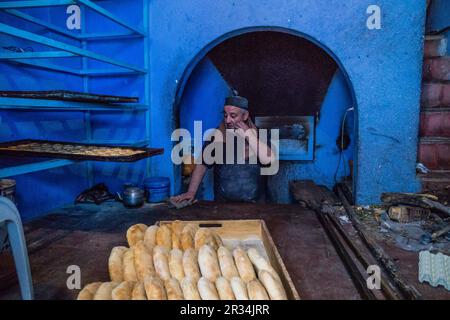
153, 245, 171, 280
180, 277, 201, 300
247, 279, 269, 300
108, 246, 128, 282
164, 278, 184, 300
183, 248, 201, 281
233, 247, 256, 282
156, 224, 172, 249
247, 248, 282, 283
171, 220, 184, 237
126, 223, 147, 247
213, 233, 224, 248
215, 277, 235, 300
181, 224, 197, 250
230, 277, 249, 300
122, 248, 138, 282
195, 228, 219, 250
169, 248, 185, 282
258, 270, 287, 300
131, 282, 147, 300
143, 225, 158, 250
93, 282, 119, 300
198, 244, 221, 282
134, 240, 155, 281
217, 246, 239, 280
112, 281, 134, 300
77, 282, 102, 300
197, 277, 219, 300
143, 275, 167, 300
172, 232, 182, 250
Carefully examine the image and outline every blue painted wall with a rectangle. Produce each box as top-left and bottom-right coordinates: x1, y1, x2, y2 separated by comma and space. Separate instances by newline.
179, 57, 231, 200
149, 0, 426, 204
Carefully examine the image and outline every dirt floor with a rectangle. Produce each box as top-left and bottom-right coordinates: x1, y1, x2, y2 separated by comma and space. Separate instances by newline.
0, 200, 449, 300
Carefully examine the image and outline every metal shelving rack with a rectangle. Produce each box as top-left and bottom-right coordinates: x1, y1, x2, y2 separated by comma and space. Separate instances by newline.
0, 0, 151, 179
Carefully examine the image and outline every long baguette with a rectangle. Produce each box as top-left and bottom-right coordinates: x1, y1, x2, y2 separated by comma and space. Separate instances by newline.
108, 246, 128, 282
126, 223, 147, 247
258, 270, 287, 300
183, 248, 201, 282
180, 277, 201, 300
233, 247, 256, 283
143, 225, 158, 250
215, 277, 235, 300
198, 244, 221, 282
77, 282, 102, 300
197, 277, 219, 300
112, 281, 135, 300
169, 248, 185, 282
93, 282, 119, 300
247, 279, 269, 300
164, 278, 184, 300
122, 247, 138, 282
230, 277, 249, 300
144, 275, 167, 300
131, 282, 147, 300
134, 240, 155, 281
153, 245, 171, 280
218, 246, 239, 280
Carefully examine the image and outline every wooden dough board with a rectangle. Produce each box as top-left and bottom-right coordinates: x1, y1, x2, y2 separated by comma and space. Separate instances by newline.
158, 219, 300, 300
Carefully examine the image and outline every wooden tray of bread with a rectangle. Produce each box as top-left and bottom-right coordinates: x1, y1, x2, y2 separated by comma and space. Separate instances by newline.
77, 219, 300, 300
0, 139, 163, 162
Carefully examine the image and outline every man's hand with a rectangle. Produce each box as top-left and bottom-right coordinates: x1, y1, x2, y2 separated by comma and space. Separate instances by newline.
171, 191, 196, 203
234, 120, 250, 131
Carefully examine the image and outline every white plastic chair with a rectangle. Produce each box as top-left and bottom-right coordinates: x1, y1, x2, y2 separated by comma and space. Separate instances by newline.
0, 196, 34, 299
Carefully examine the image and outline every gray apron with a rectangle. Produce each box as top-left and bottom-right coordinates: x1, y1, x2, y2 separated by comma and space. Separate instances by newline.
213, 162, 265, 203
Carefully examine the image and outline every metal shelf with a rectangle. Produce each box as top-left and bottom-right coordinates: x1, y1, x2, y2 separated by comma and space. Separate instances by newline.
0, 0, 153, 180
3, 9, 142, 41
0, 22, 147, 74
0, 139, 150, 178
0, 0, 147, 75
0, 0, 146, 36
0, 97, 148, 111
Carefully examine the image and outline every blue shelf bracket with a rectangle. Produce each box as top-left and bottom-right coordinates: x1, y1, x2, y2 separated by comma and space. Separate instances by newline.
0, 22, 147, 73
0, 97, 149, 111
0, 0, 146, 37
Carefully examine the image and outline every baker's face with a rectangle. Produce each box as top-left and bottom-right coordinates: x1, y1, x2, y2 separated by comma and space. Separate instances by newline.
224, 105, 248, 129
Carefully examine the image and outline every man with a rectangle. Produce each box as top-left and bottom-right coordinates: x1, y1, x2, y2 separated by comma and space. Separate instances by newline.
172, 95, 275, 203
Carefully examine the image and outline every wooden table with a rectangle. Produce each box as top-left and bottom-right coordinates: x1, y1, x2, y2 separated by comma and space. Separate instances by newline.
1, 200, 448, 299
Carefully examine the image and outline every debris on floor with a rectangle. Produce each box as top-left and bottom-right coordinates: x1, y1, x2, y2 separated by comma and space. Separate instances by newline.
75, 183, 115, 205
419, 251, 450, 291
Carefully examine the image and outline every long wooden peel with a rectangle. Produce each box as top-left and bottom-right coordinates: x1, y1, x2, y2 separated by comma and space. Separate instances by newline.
337, 186, 423, 300
315, 210, 379, 300
326, 212, 402, 300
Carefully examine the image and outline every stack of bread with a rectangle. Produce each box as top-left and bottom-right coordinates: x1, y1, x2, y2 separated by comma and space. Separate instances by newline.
77, 221, 287, 300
